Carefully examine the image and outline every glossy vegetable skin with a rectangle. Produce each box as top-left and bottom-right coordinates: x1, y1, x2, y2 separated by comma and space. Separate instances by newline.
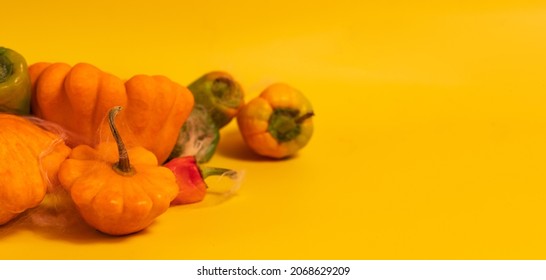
29, 62, 194, 164
237, 83, 314, 158
164, 156, 235, 205
58, 107, 179, 236
0, 47, 31, 115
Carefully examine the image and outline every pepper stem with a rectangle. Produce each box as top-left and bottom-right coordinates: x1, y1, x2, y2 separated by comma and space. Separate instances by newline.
108, 106, 134, 175
268, 109, 315, 142
200, 166, 237, 180
295, 112, 315, 124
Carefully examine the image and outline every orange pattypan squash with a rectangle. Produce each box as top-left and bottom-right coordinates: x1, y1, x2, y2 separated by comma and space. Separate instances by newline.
29, 62, 194, 164
0, 113, 71, 225
58, 106, 178, 235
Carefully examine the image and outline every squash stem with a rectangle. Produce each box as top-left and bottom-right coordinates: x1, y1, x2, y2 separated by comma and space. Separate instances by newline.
108, 106, 134, 175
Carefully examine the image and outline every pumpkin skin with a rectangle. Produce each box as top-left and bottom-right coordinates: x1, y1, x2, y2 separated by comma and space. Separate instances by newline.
0, 114, 71, 225
57, 107, 179, 236
58, 143, 179, 235
29, 62, 194, 164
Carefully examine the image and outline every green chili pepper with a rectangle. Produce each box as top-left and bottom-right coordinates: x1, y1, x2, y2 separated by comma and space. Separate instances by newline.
188, 71, 244, 129
0, 47, 31, 115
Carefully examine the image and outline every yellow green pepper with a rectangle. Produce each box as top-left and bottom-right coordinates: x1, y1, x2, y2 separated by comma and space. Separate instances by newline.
237, 83, 314, 159
0, 47, 31, 115
188, 71, 244, 129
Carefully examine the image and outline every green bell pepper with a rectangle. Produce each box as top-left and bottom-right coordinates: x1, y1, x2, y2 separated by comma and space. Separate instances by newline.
0, 47, 31, 115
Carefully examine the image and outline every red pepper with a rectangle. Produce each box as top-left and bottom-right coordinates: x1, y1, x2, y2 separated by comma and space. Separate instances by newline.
164, 156, 236, 205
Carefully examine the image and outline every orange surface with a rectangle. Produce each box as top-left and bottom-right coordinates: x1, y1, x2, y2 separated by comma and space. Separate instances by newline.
2, 0, 546, 259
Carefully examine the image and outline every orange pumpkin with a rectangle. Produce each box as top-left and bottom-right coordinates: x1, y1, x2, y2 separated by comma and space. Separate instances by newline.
29, 62, 194, 164
58, 107, 178, 235
0, 114, 71, 225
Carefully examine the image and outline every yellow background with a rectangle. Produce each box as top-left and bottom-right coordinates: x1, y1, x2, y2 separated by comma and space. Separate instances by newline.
2, 0, 546, 259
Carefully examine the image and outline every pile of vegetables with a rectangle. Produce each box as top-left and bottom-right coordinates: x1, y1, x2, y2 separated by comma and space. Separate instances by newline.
0, 46, 314, 236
